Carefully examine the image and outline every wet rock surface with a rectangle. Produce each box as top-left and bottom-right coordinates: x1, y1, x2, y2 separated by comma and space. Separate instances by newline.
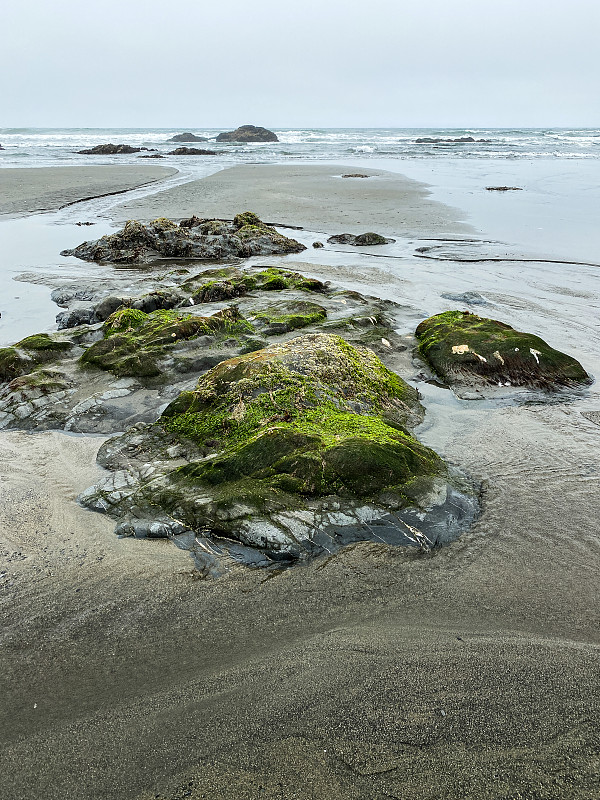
215, 125, 278, 142
167, 147, 217, 156
60, 212, 306, 264
327, 232, 395, 246
416, 310, 591, 392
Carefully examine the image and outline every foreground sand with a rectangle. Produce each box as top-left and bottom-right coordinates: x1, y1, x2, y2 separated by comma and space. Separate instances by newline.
0, 165, 177, 215
112, 163, 472, 237
1, 165, 599, 799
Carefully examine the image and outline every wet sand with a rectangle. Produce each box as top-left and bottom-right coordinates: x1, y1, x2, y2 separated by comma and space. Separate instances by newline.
112, 163, 473, 238
1, 165, 600, 799
0, 165, 177, 216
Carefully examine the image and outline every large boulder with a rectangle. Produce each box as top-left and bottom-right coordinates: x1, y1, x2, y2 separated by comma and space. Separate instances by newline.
416, 310, 591, 390
168, 132, 208, 142
60, 213, 306, 264
216, 125, 278, 143
328, 232, 395, 246
78, 333, 478, 565
77, 144, 150, 155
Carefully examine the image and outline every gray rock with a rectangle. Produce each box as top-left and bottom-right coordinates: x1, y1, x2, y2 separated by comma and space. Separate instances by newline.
56, 307, 96, 329
215, 125, 278, 143
167, 132, 208, 143
441, 291, 488, 305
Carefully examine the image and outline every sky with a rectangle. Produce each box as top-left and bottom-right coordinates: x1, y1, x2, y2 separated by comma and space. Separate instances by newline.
2, 0, 599, 128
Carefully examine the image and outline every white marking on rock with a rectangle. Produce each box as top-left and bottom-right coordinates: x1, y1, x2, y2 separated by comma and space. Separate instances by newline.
530, 348, 541, 363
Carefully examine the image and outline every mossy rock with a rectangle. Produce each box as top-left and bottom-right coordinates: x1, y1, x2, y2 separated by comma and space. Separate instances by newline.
0, 348, 27, 382
416, 311, 591, 390
160, 333, 433, 505
16, 334, 72, 353
252, 301, 327, 334
81, 306, 251, 378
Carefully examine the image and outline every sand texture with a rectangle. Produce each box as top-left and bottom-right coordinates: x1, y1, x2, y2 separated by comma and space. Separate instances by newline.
112, 164, 472, 237
0, 165, 177, 215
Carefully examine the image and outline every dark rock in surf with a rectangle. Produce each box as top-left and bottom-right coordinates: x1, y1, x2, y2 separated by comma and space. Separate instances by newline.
216, 125, 278, 143
77, 144, 152, 155
168, 132, 208, 143
167, 147, 217, 156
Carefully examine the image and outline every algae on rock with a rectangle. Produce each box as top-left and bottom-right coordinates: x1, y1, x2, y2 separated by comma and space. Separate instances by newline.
416, 311, 591, 390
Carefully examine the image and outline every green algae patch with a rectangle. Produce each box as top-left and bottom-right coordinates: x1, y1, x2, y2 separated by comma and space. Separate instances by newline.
253, 268, 327, 293
252, 301, 327, 334
416, 310, 591, 389
81, 306, 252, 378
16, 334, 72, 353
161, 333, 437, 502
0, 348, 27, 382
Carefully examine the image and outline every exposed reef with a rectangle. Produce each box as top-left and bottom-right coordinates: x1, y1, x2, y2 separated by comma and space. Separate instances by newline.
215, 125, 278, 143
416, 310, 591, 391
415, 136, 491, 144
60, 212, 306, 264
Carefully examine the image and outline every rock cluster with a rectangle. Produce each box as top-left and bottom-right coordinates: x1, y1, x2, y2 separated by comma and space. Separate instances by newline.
415, 136, 491, 144
60, 212, 306, 264
216, 125, 278, 143
168, 132, 208, 142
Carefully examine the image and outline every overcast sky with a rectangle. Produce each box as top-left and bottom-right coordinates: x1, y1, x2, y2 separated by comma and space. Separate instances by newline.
2, 0, 599, 128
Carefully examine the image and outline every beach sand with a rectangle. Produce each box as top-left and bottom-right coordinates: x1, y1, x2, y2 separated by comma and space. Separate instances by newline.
1, 165, 599, 800
0, 165, 177, 216
112, 163, 472, 237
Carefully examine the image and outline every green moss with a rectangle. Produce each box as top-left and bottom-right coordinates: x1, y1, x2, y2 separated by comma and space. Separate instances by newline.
8, 369, 69, 394
161, 334, 435, 502
81, 306, 252, 378
416, 310, 590, 388
16, 334, 71, 352
233, 211, 262, 228
253, 301, 327, 333
0, 347, 26, 382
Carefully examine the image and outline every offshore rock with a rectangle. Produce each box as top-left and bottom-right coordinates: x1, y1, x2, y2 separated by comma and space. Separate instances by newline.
60, 213, 306, 264
168, 132, 208, 142
416, 310, 592, 391
216, 125, 278, 143
415, 137, 491, 144
77, 144, 152, 155
167, 147, 217, 156
79, 334, 478, 561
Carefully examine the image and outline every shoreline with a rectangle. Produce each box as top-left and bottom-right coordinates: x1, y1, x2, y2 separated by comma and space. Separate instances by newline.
0, 165, 178, 217
1, 161, 599, 799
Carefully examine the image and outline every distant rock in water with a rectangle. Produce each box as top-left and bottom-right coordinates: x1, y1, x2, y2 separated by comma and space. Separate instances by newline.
168, 132, 208, 142
77, 144, 153, 155
415, 137, 491, 144
167, 147, 217, 155
416, 310, 591, 391
139, 153, 165, 159
485, 186, 523, 191
441, 291, 488, 306
341, 173, 370, 178
216, 125, 278, 142
328, 232, 395, 246
60, 212, 306, 264
78, 332, 477, 559
0, 143, 4, 150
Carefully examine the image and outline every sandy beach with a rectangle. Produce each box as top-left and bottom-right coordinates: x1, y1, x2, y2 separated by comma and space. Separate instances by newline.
1, 164, 599, 800
0, 165, 177, 216
112, 163, 472, 238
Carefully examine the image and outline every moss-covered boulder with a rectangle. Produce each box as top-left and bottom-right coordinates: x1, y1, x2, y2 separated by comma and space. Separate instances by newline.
80, 306, 251, 378
79, 334, 478, 563
327, 232, 395, 246
60, 213, 306, 264
416, 311, 591, 390
251, 301, 327, 335
0, 335, 73, 383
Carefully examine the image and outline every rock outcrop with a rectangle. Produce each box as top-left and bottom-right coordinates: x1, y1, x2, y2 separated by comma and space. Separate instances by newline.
79, 333, 476, 562
216, 125, 278, 143
60, 212, 306, 264
168, 132, 208, 142
327, 232, 395, 246
167, 147, 217, 155
416, 311, 591, 391
77, 144, 152, 155
415, 137, 491, 144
